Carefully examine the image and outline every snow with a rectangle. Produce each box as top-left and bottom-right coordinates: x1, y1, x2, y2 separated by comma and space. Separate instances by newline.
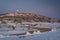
0, 22, 60, 40
22, 22, 60, 28
0, 29, 60, 40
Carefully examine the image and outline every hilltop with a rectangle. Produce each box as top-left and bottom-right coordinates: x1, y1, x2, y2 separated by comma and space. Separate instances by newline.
0, 12, 60, 23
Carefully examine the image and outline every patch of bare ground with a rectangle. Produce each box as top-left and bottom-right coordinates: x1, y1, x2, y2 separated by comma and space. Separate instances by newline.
28, 30, 34, 34
9, 33, 26, 36
38, 28, 51, 32
37, 28, 51, 32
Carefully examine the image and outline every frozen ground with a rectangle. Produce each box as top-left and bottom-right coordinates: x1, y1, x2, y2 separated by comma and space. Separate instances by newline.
0, 22, 60, 40
0, 29, 60, 40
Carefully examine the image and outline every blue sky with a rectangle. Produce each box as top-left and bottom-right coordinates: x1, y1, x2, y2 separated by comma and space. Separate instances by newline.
0, 0, 60, 19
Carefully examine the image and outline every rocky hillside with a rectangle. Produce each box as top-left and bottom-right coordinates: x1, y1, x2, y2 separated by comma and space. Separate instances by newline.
0, 12, 60, 23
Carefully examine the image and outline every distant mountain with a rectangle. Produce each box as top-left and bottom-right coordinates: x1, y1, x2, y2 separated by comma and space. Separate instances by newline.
0, 12, 60, 23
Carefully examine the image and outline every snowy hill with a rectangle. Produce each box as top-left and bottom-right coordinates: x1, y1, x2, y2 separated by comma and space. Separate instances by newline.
0, 12, 60, 23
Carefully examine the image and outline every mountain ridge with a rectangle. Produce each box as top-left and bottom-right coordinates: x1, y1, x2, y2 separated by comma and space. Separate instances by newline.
0, 12, 60, 23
